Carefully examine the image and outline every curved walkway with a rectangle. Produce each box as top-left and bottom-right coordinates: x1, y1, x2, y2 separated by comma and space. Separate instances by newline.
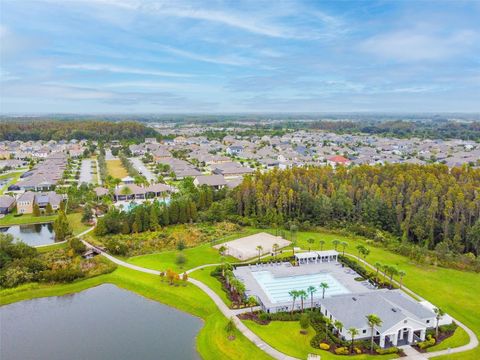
81, 240, 297, 360
80, 237, 477, 360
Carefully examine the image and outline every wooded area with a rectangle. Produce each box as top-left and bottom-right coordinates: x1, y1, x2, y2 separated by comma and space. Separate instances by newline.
233, 164, 480, 256
0, 120, 158, 141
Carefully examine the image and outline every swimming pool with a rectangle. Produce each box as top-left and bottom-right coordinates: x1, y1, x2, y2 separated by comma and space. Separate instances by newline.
251, 270, 350, 304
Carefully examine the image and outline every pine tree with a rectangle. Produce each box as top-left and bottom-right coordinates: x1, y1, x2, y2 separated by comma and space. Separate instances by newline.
53, 210, 72, 241
32, 204, 41, 217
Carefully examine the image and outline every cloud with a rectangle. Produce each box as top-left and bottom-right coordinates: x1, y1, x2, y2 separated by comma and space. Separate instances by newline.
58, 63, 192, 77
156, 45, 251, 66
359, 29, 477, 62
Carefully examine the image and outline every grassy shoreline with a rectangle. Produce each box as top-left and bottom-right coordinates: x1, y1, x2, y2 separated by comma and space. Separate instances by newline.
0, 266, 273, 360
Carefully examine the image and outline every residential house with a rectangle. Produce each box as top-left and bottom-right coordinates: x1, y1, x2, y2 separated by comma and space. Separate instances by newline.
194, 175, 227, 189
0, 195, 16, 214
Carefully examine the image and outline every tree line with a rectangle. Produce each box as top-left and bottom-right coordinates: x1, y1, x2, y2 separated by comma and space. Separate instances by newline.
0, 120, 158, 141
309, 120, 480, 142
232, 164, 480, 256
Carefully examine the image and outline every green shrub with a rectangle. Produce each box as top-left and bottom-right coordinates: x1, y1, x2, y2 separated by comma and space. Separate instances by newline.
417, 335, 436, 349
299, 313, 310, 330
334, 347, 349, 355
258, 313, 270, 322
376, 347, 399, 354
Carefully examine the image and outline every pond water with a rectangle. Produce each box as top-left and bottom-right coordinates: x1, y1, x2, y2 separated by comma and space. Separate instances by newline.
0, 223, 56, 246
0, 284, 202, 360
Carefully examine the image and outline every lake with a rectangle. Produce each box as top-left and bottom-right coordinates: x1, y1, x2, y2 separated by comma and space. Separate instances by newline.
0, 284, 202, 360
0, 223, 56, 246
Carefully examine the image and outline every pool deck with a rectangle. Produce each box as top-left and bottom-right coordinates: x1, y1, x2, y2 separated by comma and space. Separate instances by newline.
233, 261, 376, 312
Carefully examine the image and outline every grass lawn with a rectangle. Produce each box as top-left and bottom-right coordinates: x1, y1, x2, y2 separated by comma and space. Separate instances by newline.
0, 212, 89, 233
0, 266, 273, 360
0, 171, 22, 194
36, 241, 68, 253
427, 326, 470, 352
128, 243, 237, 273
190, 265, 231, 306
106, 159, 128, 178
243, 320, 397, 359
0, 213, 57, 226
67, 212, 91, 235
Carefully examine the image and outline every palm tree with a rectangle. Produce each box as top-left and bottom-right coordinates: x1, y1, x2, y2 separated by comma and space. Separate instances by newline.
320, 282, 329, 299
341, 241, 348, 256
332, 239, 340, 251
388, 266, 399, 289
319, 240, 325, 251
374, 262, 382, 284
307, 286, 317, 309
334, 320, 343, 336
289, 290, 299, 313
366, 314, 383, 352
307, 238, 315, 251
382, 264, 388, 284
298, 290, 308, 312
247, 296, 257, 313
272, 243, 279, 257
398, 270, 406, 289
347, 327, 359, 353
434, 307, 445, 338
324, 318, 332, 341
256, 245, 263, 262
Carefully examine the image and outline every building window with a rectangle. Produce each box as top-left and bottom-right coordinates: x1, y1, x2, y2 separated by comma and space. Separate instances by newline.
363, 329, 367, 334
426, 320, 430, 324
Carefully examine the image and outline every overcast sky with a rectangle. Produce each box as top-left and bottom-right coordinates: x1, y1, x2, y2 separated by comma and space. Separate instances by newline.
1, 0, 480, 114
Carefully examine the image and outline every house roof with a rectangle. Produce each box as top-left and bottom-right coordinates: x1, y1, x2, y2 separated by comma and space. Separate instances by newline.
0, 195, 15, 208
328, 155, 349, 164
17, 191, 35, 202
195, 175, 227, 187
319, 290, 435, 333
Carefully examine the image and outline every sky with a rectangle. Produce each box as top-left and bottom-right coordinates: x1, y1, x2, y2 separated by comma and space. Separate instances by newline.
1, 0, 480, 114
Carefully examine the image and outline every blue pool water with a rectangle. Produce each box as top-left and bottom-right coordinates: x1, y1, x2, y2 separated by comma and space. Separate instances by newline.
252, 271, 350, 303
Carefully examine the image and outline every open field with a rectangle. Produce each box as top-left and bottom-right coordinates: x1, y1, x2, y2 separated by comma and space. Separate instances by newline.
106, 159, 128, 178
0, 266, 273, 360
128, 243, 237, 273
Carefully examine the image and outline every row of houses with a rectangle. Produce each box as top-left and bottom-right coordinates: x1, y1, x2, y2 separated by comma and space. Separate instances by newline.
0, 191, 65, 215
8, 153, 68, 192
94, 183, 174, 202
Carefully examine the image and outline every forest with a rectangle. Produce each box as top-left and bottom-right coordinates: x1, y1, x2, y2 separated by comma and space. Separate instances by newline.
308, 120, 480, 141
0, 120, 158, 141
233, 164, 480, 257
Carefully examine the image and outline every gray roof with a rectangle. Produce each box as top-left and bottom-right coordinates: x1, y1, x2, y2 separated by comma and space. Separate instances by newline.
0, 195, 15, 208
17, 191, 35, 202
320, 290, 435, 333
195, 175, 227, 186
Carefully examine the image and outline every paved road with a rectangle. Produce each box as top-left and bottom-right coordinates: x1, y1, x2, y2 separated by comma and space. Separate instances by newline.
130, 157, 155, 182
79, 159, 93, 185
